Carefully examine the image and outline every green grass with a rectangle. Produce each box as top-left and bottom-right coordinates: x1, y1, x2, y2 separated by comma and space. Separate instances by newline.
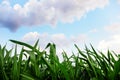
0, 39, 120, 80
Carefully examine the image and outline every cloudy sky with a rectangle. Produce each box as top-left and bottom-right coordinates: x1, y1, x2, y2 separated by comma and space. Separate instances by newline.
0, 0, 120, 54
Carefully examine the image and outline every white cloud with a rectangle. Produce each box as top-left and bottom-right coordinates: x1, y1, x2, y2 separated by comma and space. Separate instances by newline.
22, 32, 49, 48
118, 15, 120, 19
71, 34, 87, 43
21, 32, 87, 60
97, 23, 120, 53
98, 34, 120, 53
22, 32, 40, 41
104, 23, 120, 33
89, 28, 98, 33
0, 0, 109, 31
22, 32, 87, 48
118, 0, 120, 4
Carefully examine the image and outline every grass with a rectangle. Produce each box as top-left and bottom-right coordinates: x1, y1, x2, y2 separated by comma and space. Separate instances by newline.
0, 39, 120, 80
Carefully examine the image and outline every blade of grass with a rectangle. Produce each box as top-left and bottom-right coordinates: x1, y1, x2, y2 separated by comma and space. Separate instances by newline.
20, 74, 34, 80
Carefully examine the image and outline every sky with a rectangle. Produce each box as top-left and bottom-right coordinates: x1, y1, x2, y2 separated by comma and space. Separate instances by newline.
0, 0, 120, 55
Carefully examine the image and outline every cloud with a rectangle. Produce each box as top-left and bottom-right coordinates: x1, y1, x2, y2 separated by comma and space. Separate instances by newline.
21, 32, 87, 60
22, 32, 87, 48
104, 23, 120, 33
118, 0, 120, 4
89, 28, 98, 33
0, 0, 109, 31
98, 34, 120, 53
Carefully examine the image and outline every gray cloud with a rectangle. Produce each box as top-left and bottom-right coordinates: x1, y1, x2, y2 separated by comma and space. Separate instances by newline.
0, 0, 109, 31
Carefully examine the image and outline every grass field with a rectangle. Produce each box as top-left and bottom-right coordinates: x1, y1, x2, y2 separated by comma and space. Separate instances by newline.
0, 40, 120, 80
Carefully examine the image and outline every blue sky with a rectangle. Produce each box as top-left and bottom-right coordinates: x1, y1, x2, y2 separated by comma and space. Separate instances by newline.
0, 0, 120, 53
